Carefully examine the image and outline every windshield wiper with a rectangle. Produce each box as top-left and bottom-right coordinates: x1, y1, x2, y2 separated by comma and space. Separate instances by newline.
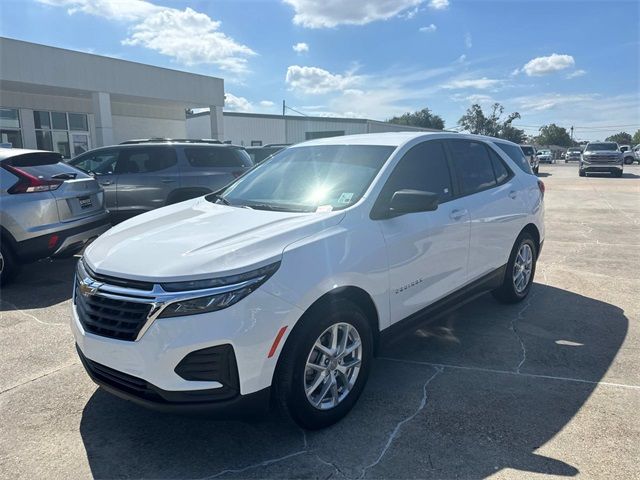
208, 193, 231, 205
242, 203, 312, 213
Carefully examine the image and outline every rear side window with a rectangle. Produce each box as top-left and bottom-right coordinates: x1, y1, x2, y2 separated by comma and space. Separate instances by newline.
116, 147, 177, 174
520, 146, 535, 156
185, 147, 252, 168
489, 149, 512, 184
494, 142, 533, 174
449, 140, 496, 195
378, 140, 453, 205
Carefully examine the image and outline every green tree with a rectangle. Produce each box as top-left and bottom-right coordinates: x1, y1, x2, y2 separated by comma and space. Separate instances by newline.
457, 103, 525, 143
605, 132, 633, 145
388, 108, 445, 130
632, 129, 640, 146
535, 124, 573, 147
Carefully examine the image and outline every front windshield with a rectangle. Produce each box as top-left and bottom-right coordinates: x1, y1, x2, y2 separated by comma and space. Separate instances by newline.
521, 146, 534, 155
585, 143, 617, 152
212, 145, 396, 212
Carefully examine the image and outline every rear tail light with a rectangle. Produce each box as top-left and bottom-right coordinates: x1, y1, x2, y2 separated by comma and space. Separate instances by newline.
537, 180, 545, 198
3, 164, 64, 194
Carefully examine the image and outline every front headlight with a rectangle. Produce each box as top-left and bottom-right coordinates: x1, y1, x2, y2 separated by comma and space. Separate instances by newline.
157, 262, 280, 318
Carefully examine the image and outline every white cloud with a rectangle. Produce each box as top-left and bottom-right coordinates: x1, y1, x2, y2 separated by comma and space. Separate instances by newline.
428, 0, 450, 10
442, 77, 501, 89
286, 65, 361, 94
292, 42, 309, 53
37, 0, 255, 75
515, 93, 597, 111
259, 100, 275, 107
566, 69, 587, 79
522, 53, 575, 76
224, 93, 253, 112
464, 32, 472, 48
456, 54, 467, 63
419, 24, 437, 33
451, 93, 494, 104
283, 0, 423, 28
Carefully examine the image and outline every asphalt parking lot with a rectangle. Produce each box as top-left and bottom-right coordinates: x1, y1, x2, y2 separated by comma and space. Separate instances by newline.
1, 162, 639, 479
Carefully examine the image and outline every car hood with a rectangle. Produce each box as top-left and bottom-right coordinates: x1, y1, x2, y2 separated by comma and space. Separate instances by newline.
84, 198, 345, 282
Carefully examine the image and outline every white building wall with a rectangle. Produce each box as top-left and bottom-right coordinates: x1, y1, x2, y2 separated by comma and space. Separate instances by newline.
225, 115, 285, 146
284, 118, 365, 143
111, 116, 186, 144
185, 114, 212, 139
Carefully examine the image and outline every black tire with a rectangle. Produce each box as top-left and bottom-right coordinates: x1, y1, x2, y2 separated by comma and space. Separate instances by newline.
273, 298, 374, 430
614, 170, 623, 178
579, 169, 586, 177
0, 242, 19, 286
533, 166, 539, 175
624, 158, 633, 165
492, 232, 537, 304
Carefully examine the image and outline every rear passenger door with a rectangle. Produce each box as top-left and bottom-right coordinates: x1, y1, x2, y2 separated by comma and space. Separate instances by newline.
375, 140, 471, 324
114, 146, 180, 221
181, 147, 253, 192
447, 139, 524, 281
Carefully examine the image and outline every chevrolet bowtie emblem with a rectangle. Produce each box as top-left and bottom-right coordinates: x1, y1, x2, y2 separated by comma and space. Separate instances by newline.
79, 280, 102, 296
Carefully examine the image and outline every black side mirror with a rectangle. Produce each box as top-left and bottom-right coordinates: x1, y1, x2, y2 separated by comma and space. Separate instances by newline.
387, 189, 439, 217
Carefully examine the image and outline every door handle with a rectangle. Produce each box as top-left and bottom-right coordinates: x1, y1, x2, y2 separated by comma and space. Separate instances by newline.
161, 179, 176, 183
449, 208, 468, 221
99, 181, 112, 186
508, 190, 517, 199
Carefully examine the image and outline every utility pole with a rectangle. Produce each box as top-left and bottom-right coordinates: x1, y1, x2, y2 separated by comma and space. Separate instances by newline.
570, 125, 574, 143
282, 100, 285, 116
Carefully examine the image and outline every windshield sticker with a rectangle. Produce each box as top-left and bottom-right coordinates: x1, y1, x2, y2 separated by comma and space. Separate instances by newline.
337, 192, 354, 204
316, 205, 333, 213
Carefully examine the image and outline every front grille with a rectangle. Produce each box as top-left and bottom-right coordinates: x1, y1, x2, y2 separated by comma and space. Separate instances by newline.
75, 282, 152, 341
587, 155, 619, 163
77, 346, 238, 403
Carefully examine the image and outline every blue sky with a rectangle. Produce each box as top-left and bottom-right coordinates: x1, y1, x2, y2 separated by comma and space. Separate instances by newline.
1, 0, 639, 141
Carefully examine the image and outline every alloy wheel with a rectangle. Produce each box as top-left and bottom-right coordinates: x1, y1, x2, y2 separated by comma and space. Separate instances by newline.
304, 322, 362, 410
0, 250, 4, 275
513, 243, 533, 294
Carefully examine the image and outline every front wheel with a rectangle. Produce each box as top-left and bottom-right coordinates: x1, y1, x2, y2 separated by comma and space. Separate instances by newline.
0, 243, 19, 286
493, 232, 537, 304
273, 299, 373, 430
579, 169, 586, 177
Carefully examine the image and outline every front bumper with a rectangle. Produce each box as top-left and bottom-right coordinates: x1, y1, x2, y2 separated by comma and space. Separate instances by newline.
71, 285, 303, 401
77, 344, 271, 415
581, 162, 623, 173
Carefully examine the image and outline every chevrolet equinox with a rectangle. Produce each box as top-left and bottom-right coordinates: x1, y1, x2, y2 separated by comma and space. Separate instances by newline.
72, 132, 545, 429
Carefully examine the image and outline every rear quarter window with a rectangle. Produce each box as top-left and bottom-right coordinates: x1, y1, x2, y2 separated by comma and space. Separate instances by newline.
494, 142, 534, 175
185, 147, 252, 168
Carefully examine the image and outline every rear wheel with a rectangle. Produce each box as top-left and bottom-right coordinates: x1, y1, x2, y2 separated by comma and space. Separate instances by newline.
0, 243, 19, 286
493, 232, 537, 304
273, 299, 373, 430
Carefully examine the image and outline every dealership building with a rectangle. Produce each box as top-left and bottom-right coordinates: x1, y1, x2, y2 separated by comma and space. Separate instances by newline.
1, 37, 436, 157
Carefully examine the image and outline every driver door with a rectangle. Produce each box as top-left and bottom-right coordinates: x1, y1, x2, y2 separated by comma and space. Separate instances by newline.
374, 140, 471, 324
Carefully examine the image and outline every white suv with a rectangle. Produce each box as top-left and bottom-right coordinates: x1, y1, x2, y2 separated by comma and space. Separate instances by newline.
72, 132, 544, 429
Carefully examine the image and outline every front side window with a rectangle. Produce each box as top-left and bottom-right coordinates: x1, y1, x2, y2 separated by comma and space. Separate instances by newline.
449, 140, 497, 195
376, 141, 453, 209
70, 150, 118, 175
214, 145, 395, 212
494, 142, 533, 174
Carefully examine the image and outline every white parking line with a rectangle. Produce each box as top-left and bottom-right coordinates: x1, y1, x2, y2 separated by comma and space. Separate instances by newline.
380, 357, 640, 390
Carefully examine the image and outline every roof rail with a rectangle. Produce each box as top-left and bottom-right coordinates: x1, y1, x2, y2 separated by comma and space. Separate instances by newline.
119, 138, 223, 145
263, 143, 291, 148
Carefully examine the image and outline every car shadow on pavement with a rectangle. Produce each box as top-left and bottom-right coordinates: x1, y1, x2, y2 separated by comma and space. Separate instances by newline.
536, 172, 552, 178
0, 257, 76, 311
79, 284, 627, 479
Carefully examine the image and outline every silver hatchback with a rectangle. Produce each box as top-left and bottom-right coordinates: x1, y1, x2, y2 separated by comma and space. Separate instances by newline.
0, 148, 110, 284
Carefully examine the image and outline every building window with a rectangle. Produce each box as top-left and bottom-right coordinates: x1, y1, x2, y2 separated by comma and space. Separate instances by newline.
34, 110, 89, 158
251, 140, 263, 146
0, 107, 23, 148
305, 130, 345, 140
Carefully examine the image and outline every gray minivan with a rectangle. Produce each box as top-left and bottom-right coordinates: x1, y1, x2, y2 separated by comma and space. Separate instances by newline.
68, 140, 253, 223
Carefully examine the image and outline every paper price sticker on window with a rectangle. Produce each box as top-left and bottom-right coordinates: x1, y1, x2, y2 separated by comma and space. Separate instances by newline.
337, 192, 354, 204
316, 205, 333, 213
